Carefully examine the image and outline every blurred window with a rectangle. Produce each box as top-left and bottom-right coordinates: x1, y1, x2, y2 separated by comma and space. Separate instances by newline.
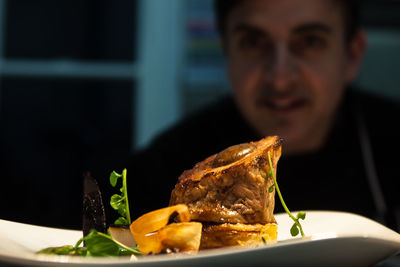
0, 0, 137, 229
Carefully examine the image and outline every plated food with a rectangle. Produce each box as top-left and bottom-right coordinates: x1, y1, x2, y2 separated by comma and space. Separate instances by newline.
3, 136, 399, 265
38, 136, 305, 257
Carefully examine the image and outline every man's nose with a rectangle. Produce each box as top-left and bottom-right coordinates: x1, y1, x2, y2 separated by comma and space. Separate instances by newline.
263, 44, 299, 91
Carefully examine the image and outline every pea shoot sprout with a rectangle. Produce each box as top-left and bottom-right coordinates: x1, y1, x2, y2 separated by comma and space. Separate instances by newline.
267, 151, 306, 237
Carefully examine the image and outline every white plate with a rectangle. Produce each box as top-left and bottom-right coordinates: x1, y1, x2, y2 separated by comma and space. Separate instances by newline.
0, 211, 399, 267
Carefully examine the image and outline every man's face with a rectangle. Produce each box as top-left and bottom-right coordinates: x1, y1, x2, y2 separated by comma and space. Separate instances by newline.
224, 0, 364, 154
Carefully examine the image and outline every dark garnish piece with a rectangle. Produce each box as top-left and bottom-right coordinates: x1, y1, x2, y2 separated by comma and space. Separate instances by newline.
82, 172, 107, 237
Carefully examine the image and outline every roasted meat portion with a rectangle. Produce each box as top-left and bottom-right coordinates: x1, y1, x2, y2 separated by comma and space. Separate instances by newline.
170, 136, 282, 225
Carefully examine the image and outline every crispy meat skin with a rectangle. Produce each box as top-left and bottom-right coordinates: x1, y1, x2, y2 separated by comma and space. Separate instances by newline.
200, 223, 277, 249
169, 136, 282, 224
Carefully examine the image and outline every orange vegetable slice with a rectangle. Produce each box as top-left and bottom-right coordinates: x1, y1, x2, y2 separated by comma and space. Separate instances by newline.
130, 204, 202, 254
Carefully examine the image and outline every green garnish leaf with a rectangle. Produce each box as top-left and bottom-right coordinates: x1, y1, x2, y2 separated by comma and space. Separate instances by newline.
118, 205, 127, 218
37, 245, 87, 256
110, 171, 122, 187
38, 229, 141, 257
114, 217, 129, 225
268, 184, 275, 193
267, 151, 306, 237
290, 224, 300, 237
38, 237, 87, 256
296, 211, 306, 220
109, 169, 131, 225
83, 229, 141, 256
110, 194, 123, 210
84, 230, 120, 256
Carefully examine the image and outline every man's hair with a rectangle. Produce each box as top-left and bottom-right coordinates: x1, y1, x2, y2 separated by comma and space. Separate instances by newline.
214, 0, 361, 42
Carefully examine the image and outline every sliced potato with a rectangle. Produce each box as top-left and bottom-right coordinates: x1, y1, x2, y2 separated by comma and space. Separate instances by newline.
108, 225, 136, 247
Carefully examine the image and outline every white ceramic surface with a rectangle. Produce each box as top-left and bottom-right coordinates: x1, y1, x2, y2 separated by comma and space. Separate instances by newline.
0, 211, 399, 267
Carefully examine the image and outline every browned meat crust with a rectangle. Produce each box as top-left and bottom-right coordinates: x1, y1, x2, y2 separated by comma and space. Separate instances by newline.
170, 136, 282, 224
200, 223, 277, 249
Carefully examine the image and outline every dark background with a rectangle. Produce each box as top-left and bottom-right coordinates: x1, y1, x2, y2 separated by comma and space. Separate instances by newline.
0, 0, 136, 229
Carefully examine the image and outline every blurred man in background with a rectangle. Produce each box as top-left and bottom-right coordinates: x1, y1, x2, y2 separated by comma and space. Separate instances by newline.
124, 0, 399, 231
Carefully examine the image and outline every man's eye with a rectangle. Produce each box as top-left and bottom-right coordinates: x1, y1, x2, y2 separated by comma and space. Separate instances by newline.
299, 35, 326, 49
290, 34, 327, 56
238, 34, 262, 49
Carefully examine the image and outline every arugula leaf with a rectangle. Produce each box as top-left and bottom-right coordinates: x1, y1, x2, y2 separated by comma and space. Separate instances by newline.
37, 245, 87, 256
267, 151, 306, 237
38, 229, 141, 257
38, 237, 87, 256
83, 229, 141, 256
83, 230, 120, 256
110, 169, 131, 225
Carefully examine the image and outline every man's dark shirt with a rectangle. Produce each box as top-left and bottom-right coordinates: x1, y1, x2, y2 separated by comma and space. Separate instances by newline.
122, 88, 400, 231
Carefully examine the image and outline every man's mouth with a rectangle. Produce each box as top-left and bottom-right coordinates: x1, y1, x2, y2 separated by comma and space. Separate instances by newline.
258, 96, 308, 113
